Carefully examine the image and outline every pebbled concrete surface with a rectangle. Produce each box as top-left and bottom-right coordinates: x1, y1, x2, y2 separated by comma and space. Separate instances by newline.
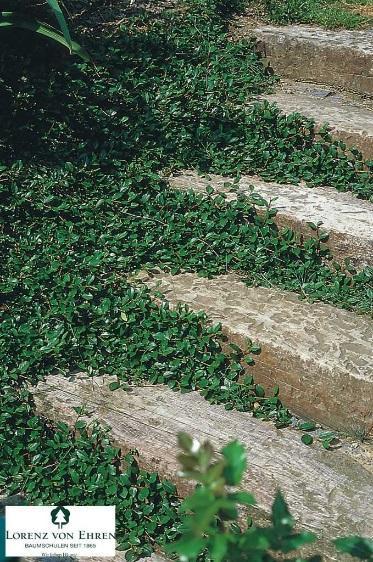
144, 271, 373, 433
169, 170, 373, 269
235, 23, 373, 95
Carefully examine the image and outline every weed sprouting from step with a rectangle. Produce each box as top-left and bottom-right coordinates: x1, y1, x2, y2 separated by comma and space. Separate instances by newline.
168, 433, 373, 561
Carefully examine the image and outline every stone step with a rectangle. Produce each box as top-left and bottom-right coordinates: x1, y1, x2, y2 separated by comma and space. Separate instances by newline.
169, 171, 373, 270
143, 271, 373, 434
234, 23, 373, 96
261, 81, 373, 160
33, 373, 373, 561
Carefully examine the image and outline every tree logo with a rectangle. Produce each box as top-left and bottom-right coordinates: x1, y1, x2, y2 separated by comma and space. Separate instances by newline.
50, 506, 70, 529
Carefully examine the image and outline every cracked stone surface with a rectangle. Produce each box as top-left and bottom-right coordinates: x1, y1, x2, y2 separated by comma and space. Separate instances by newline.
260, 83, 373, 159
169, 170, 373, 269
235, 23, 373, 95
33, 373, 373, 560
144, 271, 373, 433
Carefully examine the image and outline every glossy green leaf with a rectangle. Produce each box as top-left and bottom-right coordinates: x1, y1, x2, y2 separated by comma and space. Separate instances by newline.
334, 536, 373, 560
298, 422, 316, 431
222, 441, 246, 485
47, 0, 72, 49
301, 434, 314, 445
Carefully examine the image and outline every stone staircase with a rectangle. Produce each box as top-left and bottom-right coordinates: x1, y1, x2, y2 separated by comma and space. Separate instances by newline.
236, 22, 373, 160
28, 18, 373, 562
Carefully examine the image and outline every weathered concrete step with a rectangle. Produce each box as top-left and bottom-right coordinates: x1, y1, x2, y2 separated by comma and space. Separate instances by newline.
33, 373, 373, 559
235, 23, 373, 96
143, 271, 373, 434
169, 171, 373, 269
261, 83, 373, 160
